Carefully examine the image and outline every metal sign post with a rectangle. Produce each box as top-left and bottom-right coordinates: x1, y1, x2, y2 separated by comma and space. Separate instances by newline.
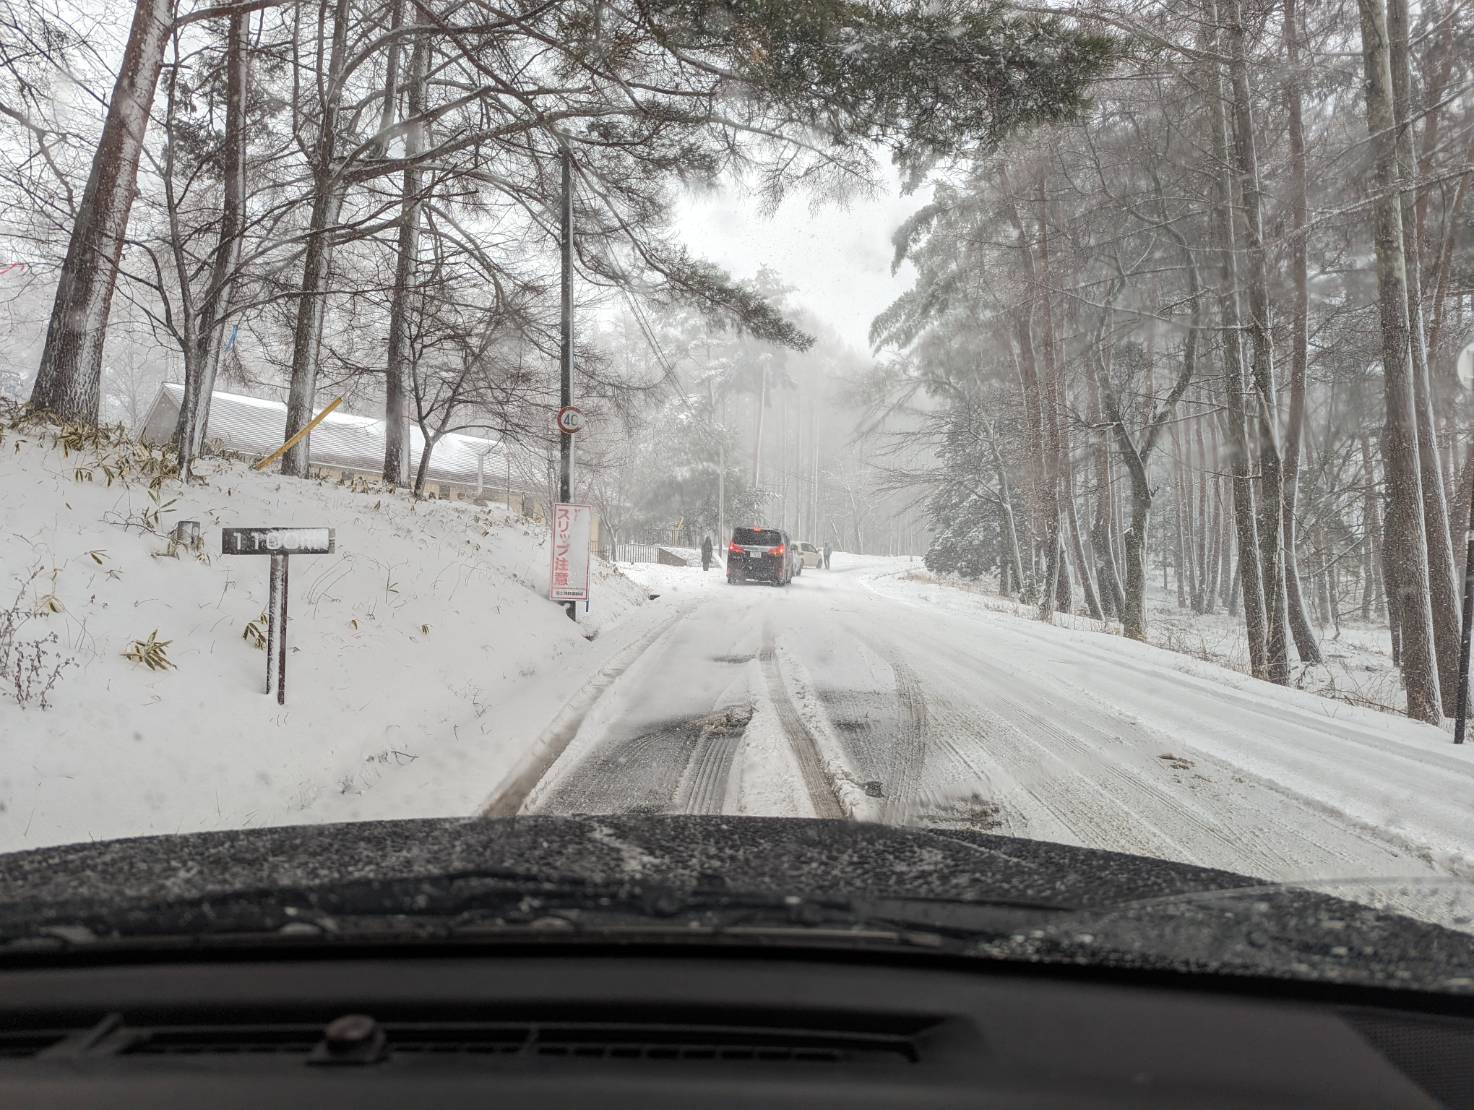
1456, 350, 1474, 745
558, 143, 577, 622
1455, 501, 1474, 746
266, 553, 287, 702
222, 527, 335, 705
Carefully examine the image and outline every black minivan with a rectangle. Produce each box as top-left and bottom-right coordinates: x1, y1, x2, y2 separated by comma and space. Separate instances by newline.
727, 527, 792, 586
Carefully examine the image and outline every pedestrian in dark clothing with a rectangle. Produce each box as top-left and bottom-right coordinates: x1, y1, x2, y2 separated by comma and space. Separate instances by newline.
701, 535, 713, 572
822, 541, 833, 570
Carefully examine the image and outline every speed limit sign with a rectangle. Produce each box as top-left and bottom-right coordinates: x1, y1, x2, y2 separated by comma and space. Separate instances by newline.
556, 406, 585, 435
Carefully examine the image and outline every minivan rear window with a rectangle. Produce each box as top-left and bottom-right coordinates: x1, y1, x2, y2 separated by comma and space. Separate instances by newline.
733, 528, 782, 546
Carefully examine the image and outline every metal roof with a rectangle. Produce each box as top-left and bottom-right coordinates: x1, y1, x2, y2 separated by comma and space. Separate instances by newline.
137, 384, 547, 492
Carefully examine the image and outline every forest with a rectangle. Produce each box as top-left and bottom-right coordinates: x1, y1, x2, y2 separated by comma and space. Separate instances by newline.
2, 0, 1102, 547
1, 0, 1471, 724
870, 0, 1474, 724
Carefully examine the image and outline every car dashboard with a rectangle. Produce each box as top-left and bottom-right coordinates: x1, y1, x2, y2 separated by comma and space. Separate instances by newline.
0, 946, 1467, 1109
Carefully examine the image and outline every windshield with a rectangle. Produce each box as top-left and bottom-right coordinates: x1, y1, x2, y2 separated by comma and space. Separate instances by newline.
1, 0, 1473, 995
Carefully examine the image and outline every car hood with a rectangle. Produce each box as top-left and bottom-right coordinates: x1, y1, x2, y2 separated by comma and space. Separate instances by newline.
0, 815, 1470, 994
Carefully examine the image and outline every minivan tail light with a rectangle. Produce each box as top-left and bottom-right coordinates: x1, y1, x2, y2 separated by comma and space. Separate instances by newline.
729, 542, 743, 555
773, 544, 785, 557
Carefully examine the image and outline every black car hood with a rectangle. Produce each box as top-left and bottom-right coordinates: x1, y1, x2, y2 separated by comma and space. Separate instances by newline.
0, 816, 1470, 994
0, 815, 1257, 912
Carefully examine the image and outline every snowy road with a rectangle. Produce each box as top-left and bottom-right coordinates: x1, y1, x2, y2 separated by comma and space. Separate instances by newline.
488, 557, 1474, 893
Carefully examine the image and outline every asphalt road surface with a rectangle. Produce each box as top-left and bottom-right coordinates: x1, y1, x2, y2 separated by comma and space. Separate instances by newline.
490, 557, 1473, 903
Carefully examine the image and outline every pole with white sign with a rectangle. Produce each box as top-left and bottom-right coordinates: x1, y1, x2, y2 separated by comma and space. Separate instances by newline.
221, 527, 335, 705
558, 143, 576, 621
1456, 345, 1474, 745
549, 504, 593, 607
1456, 514, 1473, 746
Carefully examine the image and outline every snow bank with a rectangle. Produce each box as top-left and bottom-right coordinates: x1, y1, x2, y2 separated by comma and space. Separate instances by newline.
857, 559, 1474, 880
618, 560, 726, 597
884, 565, 1411, 717
0, 419, 649, 851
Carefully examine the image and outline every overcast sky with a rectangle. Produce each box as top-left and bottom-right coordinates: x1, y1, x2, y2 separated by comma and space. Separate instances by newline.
673, 164, 921, 355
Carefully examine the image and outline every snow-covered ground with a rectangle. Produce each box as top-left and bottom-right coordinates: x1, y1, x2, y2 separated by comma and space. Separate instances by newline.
609, 559, 726, 598
902, 567, 1409, 714
0, 419, 651, 850
7, 417, 1474, 928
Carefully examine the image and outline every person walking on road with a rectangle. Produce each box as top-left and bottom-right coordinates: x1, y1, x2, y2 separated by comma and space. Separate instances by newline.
822, 541, 833, 570
701, 535, 713, 572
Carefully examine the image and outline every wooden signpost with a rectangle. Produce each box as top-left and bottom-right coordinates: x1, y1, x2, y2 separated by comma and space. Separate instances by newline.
221, 527, 335, 705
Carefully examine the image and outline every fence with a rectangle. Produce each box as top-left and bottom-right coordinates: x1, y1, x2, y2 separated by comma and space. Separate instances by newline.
604, 542, 660, 564
603, 542, 702, 567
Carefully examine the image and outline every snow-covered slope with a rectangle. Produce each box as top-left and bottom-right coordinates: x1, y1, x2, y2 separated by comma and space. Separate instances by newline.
0, 417, 649, 851
897, 567, 1412, 715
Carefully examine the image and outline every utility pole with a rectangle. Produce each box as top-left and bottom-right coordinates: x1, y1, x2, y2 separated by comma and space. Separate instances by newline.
709, 378, 726, 559
753, 364, 766, 490
559, 142, 576, 621
1455, 438, 1474, 744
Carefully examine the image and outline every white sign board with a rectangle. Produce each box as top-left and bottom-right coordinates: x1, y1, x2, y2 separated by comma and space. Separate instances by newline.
549, 503, 592, 602
222, 527, 335, 555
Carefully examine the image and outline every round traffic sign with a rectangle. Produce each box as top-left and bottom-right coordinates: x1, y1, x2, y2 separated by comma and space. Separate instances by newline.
556, 406, 585, 435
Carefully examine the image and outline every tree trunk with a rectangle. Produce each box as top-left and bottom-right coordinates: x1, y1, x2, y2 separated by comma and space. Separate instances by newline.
1357, 0, 1443, 722
412, 430, 437, 497
1456, 452, 1474, 602
1219, 471, 1236, 610
1112, 455, 1127, 577
1314, 524, 1334, 628
30, 0, 171, 424
1084, 291, 1126, 620
1065, 449, 1103, 619
1173, 447, 1189, 609
1427, 149, 1470, 503
1361, 443, 1378, 621
1280, 0, 1324, 663
1226, 0, 1290, 683
175, 7, 250, 474
1011, 313, 1045, 589
1205, 0, 1268, 676
282, 0, 351, 477
990, 434, 1028, 597
1121, 477, 1152, 641
1363, 430, 1398, 655
1387, 0, 1461, 713
383, 15, 427, 485
1193, 414, 1210, 611
1205, 456, 1225, 613
1036, 184, 1064, 622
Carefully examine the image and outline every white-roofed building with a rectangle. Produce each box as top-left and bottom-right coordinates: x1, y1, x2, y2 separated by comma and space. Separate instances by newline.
136, 384, 552, 517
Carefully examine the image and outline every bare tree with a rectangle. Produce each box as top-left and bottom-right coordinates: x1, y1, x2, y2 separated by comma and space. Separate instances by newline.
28, 0, 172, 423
1356, 0, 1442, 722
